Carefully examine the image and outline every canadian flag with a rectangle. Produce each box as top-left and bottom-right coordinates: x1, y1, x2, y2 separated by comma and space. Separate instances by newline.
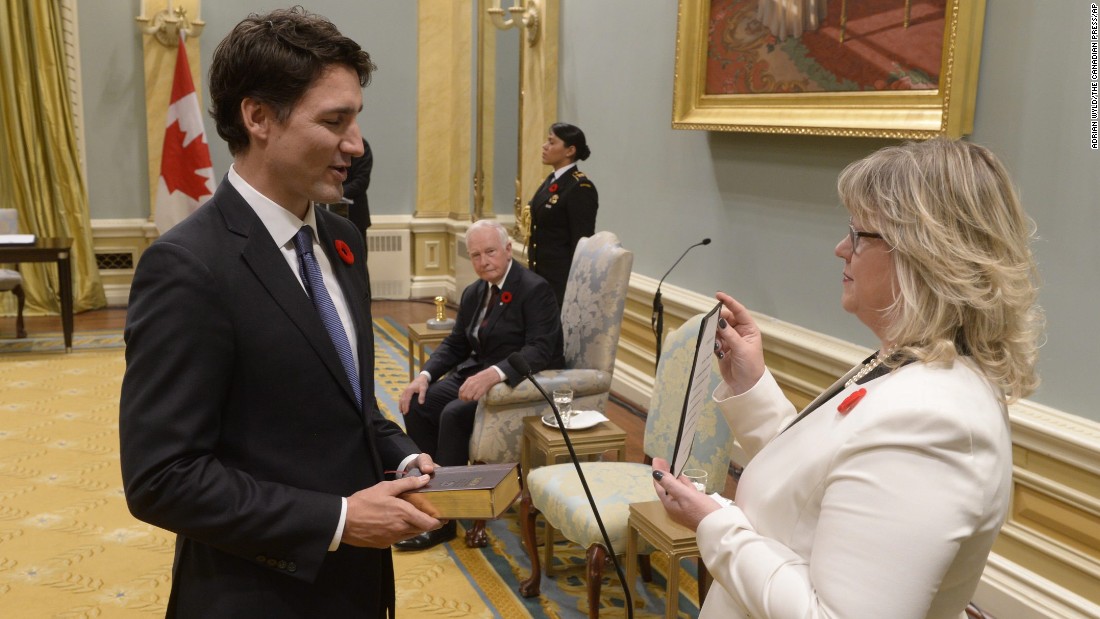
154, 32, 214, 233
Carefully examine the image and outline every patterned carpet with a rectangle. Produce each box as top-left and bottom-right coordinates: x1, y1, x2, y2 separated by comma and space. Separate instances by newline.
0, 330, 124, 354
0, 321, 701, 617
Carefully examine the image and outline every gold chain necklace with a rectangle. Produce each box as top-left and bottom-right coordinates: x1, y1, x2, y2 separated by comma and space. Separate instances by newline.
844, 350, 893, 388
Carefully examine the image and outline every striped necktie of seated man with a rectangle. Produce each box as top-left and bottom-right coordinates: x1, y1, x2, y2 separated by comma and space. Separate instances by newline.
292, 225, 362, 408
478, 284, 501, 348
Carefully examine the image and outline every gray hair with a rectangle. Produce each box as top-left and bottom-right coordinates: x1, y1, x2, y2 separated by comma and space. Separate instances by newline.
467, 219, 510, 247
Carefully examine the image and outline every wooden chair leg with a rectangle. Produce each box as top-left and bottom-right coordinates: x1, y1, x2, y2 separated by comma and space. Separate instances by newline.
585, 543, 608, 619
639, 554, 653, 582
517, 491, 542, 597
697, 556, 710, 603
664, 554, 680, 619
13, 283, 26, 338
464, 519, 488, 547
542, 520, 555, 575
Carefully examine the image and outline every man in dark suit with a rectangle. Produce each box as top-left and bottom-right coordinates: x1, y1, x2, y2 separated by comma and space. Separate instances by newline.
396, 219, 564, 549
119, 9, 440, 617
343, 137, 373, 233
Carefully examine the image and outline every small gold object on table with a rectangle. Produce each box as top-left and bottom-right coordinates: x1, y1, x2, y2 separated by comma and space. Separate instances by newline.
426, 296, 454, 330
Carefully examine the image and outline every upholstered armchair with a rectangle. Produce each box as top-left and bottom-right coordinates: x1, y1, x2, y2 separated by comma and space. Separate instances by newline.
0, 268, 27, 339
461, 232, 632, 546
467, 231, 633, 464
517, 313, 737, 616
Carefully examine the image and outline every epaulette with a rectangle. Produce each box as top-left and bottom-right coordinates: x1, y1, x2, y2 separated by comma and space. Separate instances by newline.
572, 170, 586, 179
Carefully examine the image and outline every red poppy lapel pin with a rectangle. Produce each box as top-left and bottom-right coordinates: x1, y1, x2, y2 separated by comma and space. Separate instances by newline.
500, 291, 513, 304
837, 388, 867, 414
334, 240, 354, 265
548, 183, 559, 193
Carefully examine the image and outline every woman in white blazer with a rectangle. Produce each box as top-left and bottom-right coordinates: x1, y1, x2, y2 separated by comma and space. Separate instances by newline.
652, 139, 1043, 619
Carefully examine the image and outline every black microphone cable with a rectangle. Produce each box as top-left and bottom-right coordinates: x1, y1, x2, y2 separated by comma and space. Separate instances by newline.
507, 353, 633, 619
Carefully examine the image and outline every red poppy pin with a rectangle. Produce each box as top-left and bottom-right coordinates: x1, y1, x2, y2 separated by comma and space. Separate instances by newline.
837, 388, 867, 414
334, 240, 354, 265
500, 291, 513, 304
548, 183, 559, 193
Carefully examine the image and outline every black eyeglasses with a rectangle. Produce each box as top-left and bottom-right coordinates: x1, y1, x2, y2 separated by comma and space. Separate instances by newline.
848, 220, 884, 253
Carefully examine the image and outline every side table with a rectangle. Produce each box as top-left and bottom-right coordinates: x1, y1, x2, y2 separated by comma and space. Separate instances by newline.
520, 415, 626, 487
0, 238, 74, 351
406, 322, 450, 381
625, 500, 710, 619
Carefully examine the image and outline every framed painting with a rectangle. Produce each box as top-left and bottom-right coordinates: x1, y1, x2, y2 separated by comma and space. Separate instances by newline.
672, 0, 986, 138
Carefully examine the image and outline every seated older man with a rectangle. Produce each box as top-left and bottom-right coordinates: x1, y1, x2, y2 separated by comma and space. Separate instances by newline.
397, 219, 564, 549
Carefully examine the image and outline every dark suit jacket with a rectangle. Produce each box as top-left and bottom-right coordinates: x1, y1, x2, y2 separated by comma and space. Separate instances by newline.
343, 138, 373, 232
119, 178, 419, 618
527, 167, 598, 308
423, 261, 564, 386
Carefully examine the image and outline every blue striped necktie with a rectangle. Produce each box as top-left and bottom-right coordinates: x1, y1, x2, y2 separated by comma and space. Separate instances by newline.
293, 225, 362, 409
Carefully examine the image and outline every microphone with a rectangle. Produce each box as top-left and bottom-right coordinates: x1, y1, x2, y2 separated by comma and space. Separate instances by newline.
652, 238, 711, 365
506, 353, 634, 618
656, 237, 711, 291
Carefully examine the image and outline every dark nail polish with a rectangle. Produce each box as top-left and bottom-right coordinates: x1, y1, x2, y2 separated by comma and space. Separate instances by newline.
718, 318, 728, 329
652, 470, 664, 481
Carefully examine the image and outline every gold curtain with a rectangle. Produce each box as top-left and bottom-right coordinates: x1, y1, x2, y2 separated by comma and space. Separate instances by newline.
0, 1, 105, 315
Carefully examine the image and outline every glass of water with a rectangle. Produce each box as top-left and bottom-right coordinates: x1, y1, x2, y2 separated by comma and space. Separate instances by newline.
552, 387, 574, 427
682, 468, 708, 492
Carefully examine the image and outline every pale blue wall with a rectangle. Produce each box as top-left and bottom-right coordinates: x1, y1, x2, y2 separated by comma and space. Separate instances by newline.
76, 1, 1099, 419
199, 2, 419, 217
558, 0, 1099, 419
77, 0, 148, 222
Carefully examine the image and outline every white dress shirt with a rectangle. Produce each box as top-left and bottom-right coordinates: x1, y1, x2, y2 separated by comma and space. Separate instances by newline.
228, 166, 374, 551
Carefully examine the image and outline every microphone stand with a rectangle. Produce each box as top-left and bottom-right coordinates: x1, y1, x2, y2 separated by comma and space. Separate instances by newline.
652, 239, 710, 369
652, 289, 665, 370
508, 354, 633, 619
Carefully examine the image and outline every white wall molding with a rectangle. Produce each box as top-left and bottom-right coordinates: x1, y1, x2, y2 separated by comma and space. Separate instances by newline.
90, 218, 156, 305
978, 553, 1100, 619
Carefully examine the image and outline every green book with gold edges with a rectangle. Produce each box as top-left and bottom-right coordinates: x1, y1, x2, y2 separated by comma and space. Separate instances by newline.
400, 463, 521, 520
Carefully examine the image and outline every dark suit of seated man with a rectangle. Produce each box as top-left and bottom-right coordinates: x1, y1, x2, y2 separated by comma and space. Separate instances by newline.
397, 218, 564, 550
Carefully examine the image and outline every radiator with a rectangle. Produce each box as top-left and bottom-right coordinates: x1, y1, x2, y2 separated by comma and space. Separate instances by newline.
366, 229, 411, 299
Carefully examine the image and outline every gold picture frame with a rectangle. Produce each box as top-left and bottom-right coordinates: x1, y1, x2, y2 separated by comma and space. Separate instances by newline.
672, 0, 986, 138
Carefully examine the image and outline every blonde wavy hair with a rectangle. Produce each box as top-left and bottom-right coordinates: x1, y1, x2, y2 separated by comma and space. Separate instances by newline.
838, 138, 1043, 402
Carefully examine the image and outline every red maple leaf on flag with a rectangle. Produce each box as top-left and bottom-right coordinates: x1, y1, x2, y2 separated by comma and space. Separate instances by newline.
161, 120, 212, 202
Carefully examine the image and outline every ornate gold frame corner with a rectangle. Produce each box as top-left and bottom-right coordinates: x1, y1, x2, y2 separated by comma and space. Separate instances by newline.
672, 0, 986, 139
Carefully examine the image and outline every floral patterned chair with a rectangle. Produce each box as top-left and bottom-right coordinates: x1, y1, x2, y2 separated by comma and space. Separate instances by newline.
517, 313, 737, 617
0, 268, 27, 339
462, 231, 633, 546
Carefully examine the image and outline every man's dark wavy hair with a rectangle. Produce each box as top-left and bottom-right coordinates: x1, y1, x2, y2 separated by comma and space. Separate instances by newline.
209, 6, 376, 155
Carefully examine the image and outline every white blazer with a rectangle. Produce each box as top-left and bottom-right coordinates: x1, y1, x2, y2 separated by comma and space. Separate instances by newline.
697, 359, 1012, 619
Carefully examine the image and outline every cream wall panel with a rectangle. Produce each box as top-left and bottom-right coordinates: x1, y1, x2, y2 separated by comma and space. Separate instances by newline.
415, 0, 473, 219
